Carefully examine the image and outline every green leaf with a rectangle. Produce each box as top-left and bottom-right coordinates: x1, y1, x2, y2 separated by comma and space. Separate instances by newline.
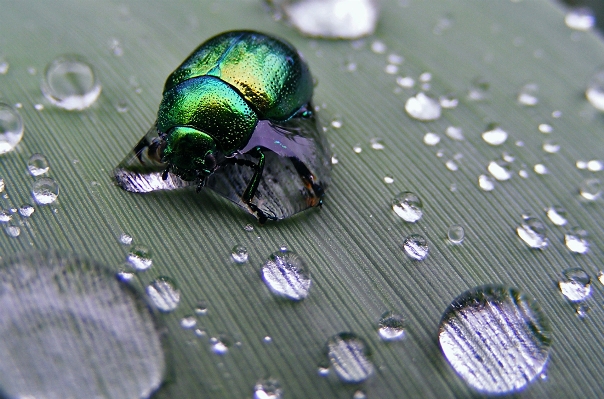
1, 0, 603, 398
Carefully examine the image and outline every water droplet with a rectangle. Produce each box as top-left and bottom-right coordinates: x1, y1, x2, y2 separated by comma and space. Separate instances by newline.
34, 103, 44, 111
445, 126, 464, 141
126, 244, 152, 271
231, 245, 249, 264
383, 176, 394, 184
564, 227, 589, 254
41, 55, 101, 110
559, 268, 591, 301
579, 178, 602, 200
0, 210, 12, 223
467, 77, 489, 101
261, 250, 311, 301
369, 137, 385, 150
147, 276, 180, 312
244, 223, 254, 232
586, 69, 604, 111
403, 234, 429, 260
517, 83, 539, 106
391, 191, 423, 223
195, 302, 208, 316
538, 123, 553, 133
384, 64, 398, 74
517, 216, 548, 249
331, 119, 343, 129
108, 38, 124, 56
4, 225, 20, 237
18, 204, 35, 218
31, 177, 59, 205
576, 160, 588, 170
371, 40, 387, 53
115, 98, 129, 113
119, 233, 133, 245
387, 53, 404, 65
378, 311, 405, 341
180, 316, 197, 329
482, 125, 508, 146
478, 174, 495, 191
598, 271, 604, 285
439, 94, 459, 109
27, 153, 50, 176
423, 132, 440, 146
445, 160, 458, 171
116, 270, 134, 282
534, 164, 548, 175
587, 159, 603, 171
0, 178, 4, 192
518, 169, 529, 178
27, 67, 37, 75
0, 102, 24, 154
396, 76, 414, 88
331, 155, 339, 165
0, 60, 8, 75
254, 377, 282, 399
487, 160, 512, 181
317, 366, 330, 376
439, 285, 551, 394
210, 336, 230, 355
263, 336, 272, 343
352, 144, 362, 154
565, 7, 595, 31
419, 72, 432, 82
405, 92, 441, 121
542, 141, 560, 154
447, 224, 465, 244
325, 332, 373, 383
545, 205, 567, 226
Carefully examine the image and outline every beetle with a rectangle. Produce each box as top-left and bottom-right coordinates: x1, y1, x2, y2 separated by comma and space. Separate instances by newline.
114, 31, 331, 222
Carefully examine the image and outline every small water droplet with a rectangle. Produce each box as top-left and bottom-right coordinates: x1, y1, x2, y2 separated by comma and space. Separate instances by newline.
126, 244, 152, 271
482, 125, 508, 146
371, 40, 387, 54
467, 77, 489, 101
4, 225, 20, 237
31, 177, 59, 205
331, 155, 339, 165
195, 301, 208, 316
108, 38, 124, 56
423, 132, 440, 146
0, 102, 24, 154
244, 223, 254, 232
119, 233, 133, 245
27, 153, 50, 176
34, 103, 44, 111
383, 176, 394, 184
538, 123, 553, 133
576, 160, 588, 170
447, 224, 465, 244
597, 271, 604, 285
564, 227, 589, 254
439, 285, 551, 394
587, 159, 603, 171
253, 377, 282, 399
391, 191, 423, 223
317, 366, 330, 376
487, 160, 512, 181
517, 83, 539, 106
352, 144, 362, 154
518, 169, 529, 178
517, 216, 548, 249
369, 137, 384, 150
231, 245, 249, 264
545, 205, 567, 226
384, 64, 398, 74
478, 174, 495, 191
586, 69, 604, 111
534, 164, 548, 175
210, 336, 230, 355
396, 76, 414, 88
115, 98, 129, 113
559, 268, 591, 301
579, 178, 602, 200
0, 60, 8, 75
41, 55, 101, 110
325, 332, 374, 383
445, 159, 458, 171
378, 311, 405, 341
405, 92, 441, 121
27, 67, 37, 75
116, 270, 134, 282
331, 119, 343, 129
180, 316, 197, 329
352, 390, 367, 399
565, 7, 595, 31
147, 276, 180, 312
0, 210, 12, 223
18, 204, 35, 218
261, 250, 311, 301
445, 126, 464, 141
0, 178, 5, 192
419, 72, 432, 82
439, 94, 458, 109
387, 53, 404, 65
403, 234, 429, 260
542, 140, 560, 154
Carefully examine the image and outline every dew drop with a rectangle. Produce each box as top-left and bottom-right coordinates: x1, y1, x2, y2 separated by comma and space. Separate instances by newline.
545, 205, 567, 226
478, 174, 495, 191
518, 169, 529, 178
331, 119, 343, 129
0, 60, 8, 75
331, 155, 339, 165
439, 94, 459, 109
0, 102, 24, 154
534, 164, 548, 175
18, 204, 35, 218
445, 160, 458, 171
576, 160, 588, 170
195, 302, 208, 316
231, 245, 249, 264
369, 137, 384, 150
180, 316, 197, 329
487, 160, 512, 181
34, 104, 44, 111
387, 53, 404, 65
371, 40, 387, 54
261, 250, 310, 301
587, 159, 603, 171
384, 64, 398, 75
559, 268, 591, 301
542, 140, 560, 154
564, 227, 589, 254
325, 332, 373, 383
517, 216, 548, 249
253, 377, 282, 399
383, 176, 394, 184
116, 270, 134, 282
586, 69, 604, 111
438, 285, 551, 395
27, 153, 50, 176
353, 390, 367, 399
352, 144, 362, 154
565, 7, 595, 31
445, 126, 464, 141
115, 98, 129, 113
377, 311, 405, 341
482, 125, 508, 146
126, 244, 152, 271
31, 177, 59, 205
147, 276, 180, 312
517, 83, 539, 106
4, 225, 20, 237
447, 224, 465, 244
108, 38, 124, 56
391, 191, 423, 222
244, 223, 254, 232
119, 233, 133, 245
538, 123, 553, 133
579, 178, 602, 200
210, 335, 230, 355
0, 178, 4, 192
396, 76, 414, 88
403, 234, 429, 260
467, 78, 489, 101
0, 210, 12, 223
405, 92, 441, 121
41, 55, 101, 110
423, 132, 440, 146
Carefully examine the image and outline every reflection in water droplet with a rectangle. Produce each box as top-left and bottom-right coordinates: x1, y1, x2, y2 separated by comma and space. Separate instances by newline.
447, 224, 465, 244
147, 276, 180, 312
41, 55, 101, 110
445, 126, 464, 141
0, 251, 165, 398
18, 204, 35, 218
478, 174, 495, 191
405, 92, 441, 121
545, 205, 567, 226
423, 132, 440, 146
565, 7, 595, 31
542, 141, 560, 154
391, 191, 423, 223
378, 311, 405, 341
559, 268, 591, 301
439, 285, 551, 395
517, 216, 548, 249
325, 332, 373, 383
517, 83, 539, 106
31, 178, 59, 205
261, 250, 310, 301
231, 245, 249, 264
403, 234, 429, 260
564, 227, 589, 254
482, 125, 508, 146
180, 316, 197, 329
487, 160, 512, 181
27, 153, 50, 176
0, 103, 24, 154
579, 178, 602, 200
538, 123, 553, 133
253, 377, 282, 399
587, 159, 603, 171
126, 244, 152, 270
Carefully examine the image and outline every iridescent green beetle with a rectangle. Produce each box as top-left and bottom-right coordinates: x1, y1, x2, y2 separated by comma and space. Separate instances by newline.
115, 31, 331, 222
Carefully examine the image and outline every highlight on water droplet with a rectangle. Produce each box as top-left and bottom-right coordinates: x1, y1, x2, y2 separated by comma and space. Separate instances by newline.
545, 205, 567, 226
517, 216, 548, 249
377, 311, 405, 341
391, 191, 423, 223
564, 226, 589, 254
147, 276, 180, 312
31, 177, 59, 205
253, 377, 283, 399
405, 92, 442, 121
565, 7, 595, 31
325, 332, 374, 383
487, 160, 512, 181
261, 250, 310, 301
231, 244, 249, 264
517, 83, 539, 106
586, 69, 604, 111
478, 174, 495, 191
482, 125, 508, 146
126, 244, 152, 271
447, 224, 465, 244
579, 178, 602, 200
559, 268, 591, 302
0, 102, 24, 154
403, 233, 429, 260
438, 285, 551, 395
27, 153, 50, 176
41, 54, 101, 110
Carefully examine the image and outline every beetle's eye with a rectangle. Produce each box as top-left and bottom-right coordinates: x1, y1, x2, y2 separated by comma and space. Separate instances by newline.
204, 152, 216, 172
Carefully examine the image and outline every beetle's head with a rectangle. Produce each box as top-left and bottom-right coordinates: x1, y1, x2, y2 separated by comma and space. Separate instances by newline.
162, 126, 217, 181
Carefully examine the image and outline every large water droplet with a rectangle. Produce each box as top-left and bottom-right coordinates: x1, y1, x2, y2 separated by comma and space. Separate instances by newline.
405, 92, 441, 121
564, 227, 589, 254
147, 276, 180, 312
231, 244, 249, 264
586, 69, 604, 111
261, 250, 310, 301
27, 153, 50, 176
487, 160, 512, 181
0, 251, 165, 398
31, 177, 59, 205
447, 224, 465, 244
565, 7, 595, 31
517, 216, 548, 249
517, 83, 539, 106
478, 174, 495, 191
0, 102, 24, 154
545, 205, 567, 226
482, 125, 508, 146
126, 244, 152, 270
253, 377, 283, 399
325, 332, 374, 383
579, 178, 602, 200
439, 285, 551, 395
391, 191, 423, 222
403, 234, 429, 260
377, 311, 405, 341
41, 55, 101, 110
559, 268, 591, 301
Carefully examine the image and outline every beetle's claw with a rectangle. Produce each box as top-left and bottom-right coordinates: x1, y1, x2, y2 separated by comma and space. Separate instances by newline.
161, 168, 170, 180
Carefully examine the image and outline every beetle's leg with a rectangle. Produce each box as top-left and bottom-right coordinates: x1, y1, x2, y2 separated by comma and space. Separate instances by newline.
289, 157, 324, 207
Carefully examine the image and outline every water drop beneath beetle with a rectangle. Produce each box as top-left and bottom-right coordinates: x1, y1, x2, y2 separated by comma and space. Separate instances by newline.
403, 234, 429, 260
0, 103, 24, 154
405, 92, 441, 121
565, 7, 595, 31
439, 285, 551, 395
559, 268, 591, 301
27, 153, 50, 176
487, 160, 512, 181
517, 83, 539, 106
378, 311, 405, 341
31, 178, 59, 205
231, 245, 249, 264
423, 132, 440, 146
253, 377, 282, 399
478, 174, 495, 191
325, 332, 374, 383
391, 191, 423, 222
41, 55, 101, 110
482, 125, 508, 146
147, 276, 180, 312
564, 227, 589, 254
545, 205, 567, 226
517, 216, 548, 249
18, 204, 35, 218
579, 178, 602, 200
261, 250, 310, 301
447, 224, 465, 244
